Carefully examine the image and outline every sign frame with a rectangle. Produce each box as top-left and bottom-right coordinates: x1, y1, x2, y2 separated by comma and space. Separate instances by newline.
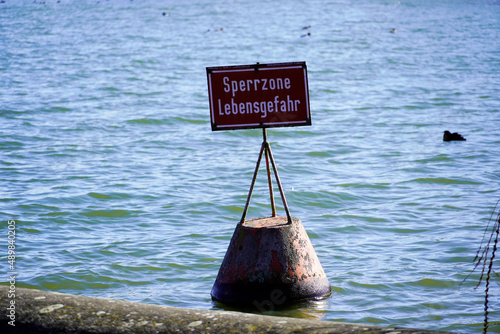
207, 61, 311, 131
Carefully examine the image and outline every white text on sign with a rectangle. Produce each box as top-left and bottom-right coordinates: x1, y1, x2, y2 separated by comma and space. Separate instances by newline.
218, 95, 301, 119
223, 76, 292, 97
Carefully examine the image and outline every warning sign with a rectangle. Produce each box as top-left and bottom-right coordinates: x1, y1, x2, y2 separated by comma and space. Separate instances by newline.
207, 62, 311, 131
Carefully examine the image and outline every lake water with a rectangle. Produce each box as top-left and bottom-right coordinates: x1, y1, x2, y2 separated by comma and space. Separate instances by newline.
1, 0, 500, 332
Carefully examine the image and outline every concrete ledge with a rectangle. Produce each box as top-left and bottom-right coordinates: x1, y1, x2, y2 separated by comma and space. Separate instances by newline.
0, 286, 452, 333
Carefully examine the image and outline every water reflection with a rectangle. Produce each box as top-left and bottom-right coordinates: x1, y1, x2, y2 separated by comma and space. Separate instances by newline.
212, 298, 330, 320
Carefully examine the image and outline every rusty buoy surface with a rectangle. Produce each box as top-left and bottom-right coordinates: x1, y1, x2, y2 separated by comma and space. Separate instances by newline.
211, 216, 331, 306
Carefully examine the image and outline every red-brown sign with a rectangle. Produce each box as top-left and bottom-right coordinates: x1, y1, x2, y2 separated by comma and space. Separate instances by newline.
207, 62, 311, 131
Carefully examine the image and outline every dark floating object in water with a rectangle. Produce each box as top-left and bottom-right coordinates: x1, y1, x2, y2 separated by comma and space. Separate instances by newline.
205, 28, 224, 33
443, 130, 466, 141
390, 28, 397, 33
303, 25, 311, 30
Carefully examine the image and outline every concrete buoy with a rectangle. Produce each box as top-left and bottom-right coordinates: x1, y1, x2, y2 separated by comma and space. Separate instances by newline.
211, 216, 331, 308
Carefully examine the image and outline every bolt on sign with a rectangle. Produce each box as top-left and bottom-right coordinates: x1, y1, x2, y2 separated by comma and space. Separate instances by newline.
206, 62, 311, 131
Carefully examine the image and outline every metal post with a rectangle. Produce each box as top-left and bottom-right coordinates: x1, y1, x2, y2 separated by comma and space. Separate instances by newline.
240, 129, 292, 224
263, 129, 277, 217
266, 142, 292, 223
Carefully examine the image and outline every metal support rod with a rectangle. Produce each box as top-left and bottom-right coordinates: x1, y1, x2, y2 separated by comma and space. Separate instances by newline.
263, 129, 277, 217
240, 142, 265, 223
266, 142, 292, 223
